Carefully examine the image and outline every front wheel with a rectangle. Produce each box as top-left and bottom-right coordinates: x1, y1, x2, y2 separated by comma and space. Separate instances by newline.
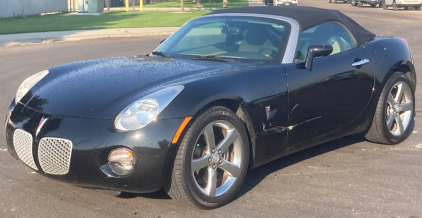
365, 72, 415, 144
166, 106, 250, 209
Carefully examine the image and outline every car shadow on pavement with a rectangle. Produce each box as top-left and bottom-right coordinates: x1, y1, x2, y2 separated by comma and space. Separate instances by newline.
118, 189, 172, 199
235, 133, 366, 199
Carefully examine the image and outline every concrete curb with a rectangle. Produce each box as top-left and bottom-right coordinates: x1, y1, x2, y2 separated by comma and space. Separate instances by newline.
0, 27, 179, 47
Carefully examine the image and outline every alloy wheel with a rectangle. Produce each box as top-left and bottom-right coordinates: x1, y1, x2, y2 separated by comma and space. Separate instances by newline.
191, 120, 243, 197
385, 81, 413, 136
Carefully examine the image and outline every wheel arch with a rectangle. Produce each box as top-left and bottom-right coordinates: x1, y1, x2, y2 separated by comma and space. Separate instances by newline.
380, 61, 416, 92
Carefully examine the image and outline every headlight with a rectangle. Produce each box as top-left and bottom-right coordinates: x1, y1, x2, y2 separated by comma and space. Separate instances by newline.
108, 148, 136, 176
15, 70, 49, 105
114, 85, 184, 131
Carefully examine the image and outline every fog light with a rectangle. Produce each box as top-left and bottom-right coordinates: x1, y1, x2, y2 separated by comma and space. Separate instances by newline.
108, 148, 136, 176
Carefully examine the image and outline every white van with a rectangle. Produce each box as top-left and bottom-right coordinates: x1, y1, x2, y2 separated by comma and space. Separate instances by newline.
383, 0, 422, 10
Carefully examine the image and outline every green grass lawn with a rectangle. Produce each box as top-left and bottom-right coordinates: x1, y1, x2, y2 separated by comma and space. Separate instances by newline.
0, 11, 209, 35
137, 0, 248, 8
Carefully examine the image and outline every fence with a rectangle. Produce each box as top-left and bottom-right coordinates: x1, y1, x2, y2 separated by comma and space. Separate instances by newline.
0, 0, 68, 19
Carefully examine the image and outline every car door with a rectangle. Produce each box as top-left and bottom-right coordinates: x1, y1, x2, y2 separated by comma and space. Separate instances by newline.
285, 22, 375, 149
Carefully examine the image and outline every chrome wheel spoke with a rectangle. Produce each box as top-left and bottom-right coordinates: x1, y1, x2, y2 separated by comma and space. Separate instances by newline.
219, 159, 240, 177
204, 124, 216, 152
395, 82, 404, 102
386, 111, 395, 129
387, 81, 414, 136
387, 93, 396, 106
217, 128, 239, 152
206, 167, 217, 197
191, 154, 210, 172
400, 101, 413, 112
192, 120, 243, 197
395, 116, 405, 134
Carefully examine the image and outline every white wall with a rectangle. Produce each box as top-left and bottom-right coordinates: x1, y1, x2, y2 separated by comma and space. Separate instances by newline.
0, 0, 68, 19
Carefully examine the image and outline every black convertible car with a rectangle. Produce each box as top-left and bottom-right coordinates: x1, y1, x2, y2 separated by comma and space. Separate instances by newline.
5, 7, 416, 209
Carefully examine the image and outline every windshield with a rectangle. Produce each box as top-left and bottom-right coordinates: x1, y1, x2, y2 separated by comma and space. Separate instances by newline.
155, 16, 291, 63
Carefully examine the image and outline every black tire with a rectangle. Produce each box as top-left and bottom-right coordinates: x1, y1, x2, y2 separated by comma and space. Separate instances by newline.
329, 0, 333, 3
371, 3, 376, 7
393, 0, 398, 10
415, 5, 421, 10
351, 0, 358, 6
165, 106, 250, 209
383, 0, 387, 9
404, 6, 408, 10
358, 1, 363, 7
365, 72, 415, 145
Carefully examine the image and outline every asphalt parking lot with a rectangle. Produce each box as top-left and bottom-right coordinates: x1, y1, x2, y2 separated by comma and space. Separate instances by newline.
0, 1, 422, 217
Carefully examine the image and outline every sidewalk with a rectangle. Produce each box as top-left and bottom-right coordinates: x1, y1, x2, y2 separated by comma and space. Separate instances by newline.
0, 27, 179, 46
248, 0, 266, 6
106, 7, 226, 11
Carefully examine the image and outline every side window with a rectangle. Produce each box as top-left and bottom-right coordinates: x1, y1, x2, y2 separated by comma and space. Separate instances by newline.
295, 22, 356, 62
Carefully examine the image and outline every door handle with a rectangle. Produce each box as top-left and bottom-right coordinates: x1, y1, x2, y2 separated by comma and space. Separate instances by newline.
352, 59, 369, 67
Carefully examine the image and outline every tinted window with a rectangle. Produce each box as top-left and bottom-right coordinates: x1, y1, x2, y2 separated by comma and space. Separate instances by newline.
295, 22, 356, 62
156, 16, 291, 63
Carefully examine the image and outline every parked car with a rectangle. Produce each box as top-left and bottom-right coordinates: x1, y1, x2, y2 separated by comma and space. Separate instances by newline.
265, 0, 298, 6
5, 6, 416, 209
328, 0, 350, 3
382, 0, 422, 10
351, 0, 382, 7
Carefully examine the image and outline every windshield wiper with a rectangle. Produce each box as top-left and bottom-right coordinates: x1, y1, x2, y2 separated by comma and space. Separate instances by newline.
190, 55, 239, 63
151, 51, 173, 58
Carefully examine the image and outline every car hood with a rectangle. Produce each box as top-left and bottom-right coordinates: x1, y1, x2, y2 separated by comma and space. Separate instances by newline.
24, 56, 246, 119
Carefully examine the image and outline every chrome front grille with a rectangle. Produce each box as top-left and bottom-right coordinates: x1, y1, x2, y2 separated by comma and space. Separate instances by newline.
38, 137, 73, 175
13, 129, 38, 170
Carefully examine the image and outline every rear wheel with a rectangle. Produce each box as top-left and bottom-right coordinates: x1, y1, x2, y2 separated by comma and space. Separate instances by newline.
404, 6, 409, 10
365, 72, 415, 144
166, 106, 250, 209
370, 3, 376, 7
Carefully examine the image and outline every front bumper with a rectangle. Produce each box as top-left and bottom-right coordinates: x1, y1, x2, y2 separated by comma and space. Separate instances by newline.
5, 102, 184, 193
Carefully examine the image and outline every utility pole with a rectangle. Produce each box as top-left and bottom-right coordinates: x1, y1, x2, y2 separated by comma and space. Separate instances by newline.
133, 0, 135, 11
181, 0, 184, 12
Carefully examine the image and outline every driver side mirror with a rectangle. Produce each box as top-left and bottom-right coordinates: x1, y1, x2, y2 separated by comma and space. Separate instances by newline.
305, 44, 333, 71
160, 38, 167, 44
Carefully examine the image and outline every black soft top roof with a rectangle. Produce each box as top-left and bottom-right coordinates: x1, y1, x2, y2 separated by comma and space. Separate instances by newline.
209, 6, 376, 45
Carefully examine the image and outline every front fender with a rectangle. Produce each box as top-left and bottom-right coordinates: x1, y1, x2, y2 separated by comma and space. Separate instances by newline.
159, 64, 288, 119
